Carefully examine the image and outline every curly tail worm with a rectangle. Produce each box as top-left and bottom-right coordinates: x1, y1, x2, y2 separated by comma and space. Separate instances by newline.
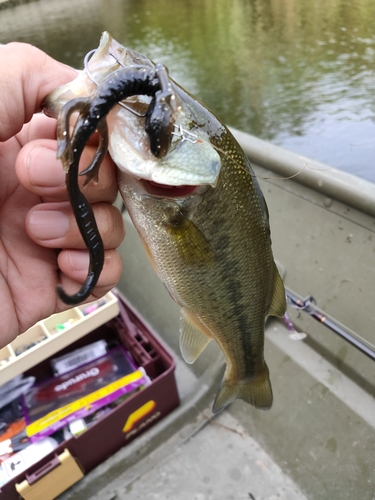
56, 64, 175, 304
56, 114, 108, 305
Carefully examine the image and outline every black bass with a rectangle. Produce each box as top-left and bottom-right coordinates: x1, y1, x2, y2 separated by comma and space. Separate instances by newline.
44, 32, 286, 412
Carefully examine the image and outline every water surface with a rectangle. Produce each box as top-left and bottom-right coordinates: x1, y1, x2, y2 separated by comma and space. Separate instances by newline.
1, 0, 375, 181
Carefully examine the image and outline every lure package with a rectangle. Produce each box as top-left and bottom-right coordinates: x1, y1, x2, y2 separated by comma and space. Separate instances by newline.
23, 347, 150, 441
0, 377, 36, 463
51, 339, 108, 375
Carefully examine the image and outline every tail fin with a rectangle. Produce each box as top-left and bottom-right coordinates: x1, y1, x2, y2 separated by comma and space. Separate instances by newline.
212, 365, 273, 413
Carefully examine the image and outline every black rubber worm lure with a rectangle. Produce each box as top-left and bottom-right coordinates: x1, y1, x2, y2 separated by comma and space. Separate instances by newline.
56, 63, 176, 304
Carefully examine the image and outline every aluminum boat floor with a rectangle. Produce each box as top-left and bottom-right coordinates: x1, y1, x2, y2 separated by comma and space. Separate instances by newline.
88, 411, 306, 500
59, 396, 307, 500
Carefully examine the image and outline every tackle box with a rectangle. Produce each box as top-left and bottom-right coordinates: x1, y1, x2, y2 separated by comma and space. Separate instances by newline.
0, 290, 179, 500
0, 292, 120, 385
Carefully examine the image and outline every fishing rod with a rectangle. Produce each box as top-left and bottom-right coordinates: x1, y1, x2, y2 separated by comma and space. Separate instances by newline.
285, 287, 375, 362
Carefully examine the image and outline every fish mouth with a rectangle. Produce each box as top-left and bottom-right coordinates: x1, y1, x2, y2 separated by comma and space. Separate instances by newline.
142, 180, 198, 197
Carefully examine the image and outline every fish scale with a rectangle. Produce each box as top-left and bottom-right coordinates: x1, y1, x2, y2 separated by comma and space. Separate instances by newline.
119, 122, 285, 411
44, 32, 286, 412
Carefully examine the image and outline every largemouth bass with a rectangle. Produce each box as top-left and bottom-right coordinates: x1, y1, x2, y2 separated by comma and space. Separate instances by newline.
44, 32, 286, 412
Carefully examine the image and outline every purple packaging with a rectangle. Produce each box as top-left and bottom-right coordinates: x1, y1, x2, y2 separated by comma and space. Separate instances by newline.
23, 347, 150, 441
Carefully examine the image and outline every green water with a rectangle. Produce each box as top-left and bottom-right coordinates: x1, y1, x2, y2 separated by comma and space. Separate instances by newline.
1, 0, 375, 181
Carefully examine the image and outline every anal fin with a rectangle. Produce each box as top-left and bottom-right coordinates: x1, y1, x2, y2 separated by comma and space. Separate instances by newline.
180, 309, 211, 364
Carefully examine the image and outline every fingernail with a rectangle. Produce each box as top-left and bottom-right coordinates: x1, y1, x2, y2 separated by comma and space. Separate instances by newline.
69, 250, 90, 271
28, 146, 65, 187
29, 210, 69, 240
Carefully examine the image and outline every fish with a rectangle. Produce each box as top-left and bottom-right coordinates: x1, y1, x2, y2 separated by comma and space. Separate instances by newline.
44, 32, 286, 412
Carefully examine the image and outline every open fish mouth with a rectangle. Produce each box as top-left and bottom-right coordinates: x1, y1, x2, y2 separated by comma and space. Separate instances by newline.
141, 180, 198, 197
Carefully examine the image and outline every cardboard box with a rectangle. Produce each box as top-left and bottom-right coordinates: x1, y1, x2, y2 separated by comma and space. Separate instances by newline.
0, 291, 179, 500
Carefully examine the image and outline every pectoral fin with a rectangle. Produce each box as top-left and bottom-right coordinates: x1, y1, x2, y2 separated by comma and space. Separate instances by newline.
166, 216, 215, 266
180, 309, 212, 364
268, 262, 286, 318
212, 364, 273, 413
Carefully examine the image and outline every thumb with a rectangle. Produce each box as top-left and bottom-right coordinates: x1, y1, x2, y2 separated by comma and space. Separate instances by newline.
0, 42, 77, 142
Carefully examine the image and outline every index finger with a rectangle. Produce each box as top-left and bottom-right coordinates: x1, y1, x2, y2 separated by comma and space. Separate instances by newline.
0, 42, 77, 142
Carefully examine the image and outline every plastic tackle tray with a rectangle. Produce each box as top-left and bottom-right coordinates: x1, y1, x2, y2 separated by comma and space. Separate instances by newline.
0, 292, 119, 385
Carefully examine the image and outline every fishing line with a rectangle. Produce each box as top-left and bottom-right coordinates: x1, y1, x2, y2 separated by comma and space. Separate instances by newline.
84, 49, 149, 118
258, 162, 334, 180
210, 140, 338, 181
209, 143, 312, 181
83, 49, 98, 84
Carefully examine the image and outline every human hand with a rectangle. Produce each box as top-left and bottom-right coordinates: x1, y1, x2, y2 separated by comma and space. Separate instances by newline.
0, 42, 124, 347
